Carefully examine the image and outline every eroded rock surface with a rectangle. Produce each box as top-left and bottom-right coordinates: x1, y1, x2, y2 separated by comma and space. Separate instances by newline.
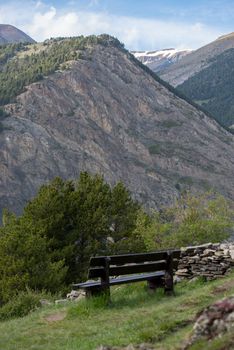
184, 296, 234, 349
1, 41, 234, 215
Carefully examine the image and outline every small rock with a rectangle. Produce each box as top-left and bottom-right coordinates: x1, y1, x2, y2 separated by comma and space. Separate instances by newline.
107, 236, 115, 244
74, 293, 86, 302
230, 250, 234, 260
67, 290, 80, 300
40, 299, 52, 306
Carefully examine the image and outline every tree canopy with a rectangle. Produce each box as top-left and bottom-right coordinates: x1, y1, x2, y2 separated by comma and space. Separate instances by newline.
0, 172, 143, 303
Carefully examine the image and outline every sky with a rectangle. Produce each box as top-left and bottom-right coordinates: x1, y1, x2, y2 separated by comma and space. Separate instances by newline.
0, 0, 234, 51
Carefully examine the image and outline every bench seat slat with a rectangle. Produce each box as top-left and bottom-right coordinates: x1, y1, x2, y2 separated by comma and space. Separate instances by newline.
109, 271, 165, 285
73, 271, 165, 290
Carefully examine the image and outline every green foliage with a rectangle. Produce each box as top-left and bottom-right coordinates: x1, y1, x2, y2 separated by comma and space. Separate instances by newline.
0, 172, 142, 301
0, 42, 27, 66
107, 182, 143, 254
1, 170, 233, 309
133, 210, 171, 251
0, 35, 124, 105
178, 48, 234, 127
0, 289, 44, 321
136, 192, 233, 250
0, 214, 66, 304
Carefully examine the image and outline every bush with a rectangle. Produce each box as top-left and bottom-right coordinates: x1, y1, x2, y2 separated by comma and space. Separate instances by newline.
0, 290, 44, 321
0, 214, 67, 304
135, 192, 234, 250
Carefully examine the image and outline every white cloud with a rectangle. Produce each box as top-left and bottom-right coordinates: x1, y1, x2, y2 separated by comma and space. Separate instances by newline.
0, 1, 224, 50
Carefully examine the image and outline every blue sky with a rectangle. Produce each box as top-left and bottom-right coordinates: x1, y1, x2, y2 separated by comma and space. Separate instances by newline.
0, 0, 234, 50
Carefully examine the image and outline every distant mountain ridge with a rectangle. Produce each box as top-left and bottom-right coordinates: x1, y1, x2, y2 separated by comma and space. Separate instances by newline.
132, 48, 192, 73
158, 32, 234, 127
0, 24, 35, 44
160, 32, 234, 86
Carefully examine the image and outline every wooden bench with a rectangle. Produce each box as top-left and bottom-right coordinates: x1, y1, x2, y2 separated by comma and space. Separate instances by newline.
73, 249, 181, 297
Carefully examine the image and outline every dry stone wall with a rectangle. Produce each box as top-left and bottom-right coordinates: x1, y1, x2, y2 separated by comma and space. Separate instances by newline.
176, 242, 234, 281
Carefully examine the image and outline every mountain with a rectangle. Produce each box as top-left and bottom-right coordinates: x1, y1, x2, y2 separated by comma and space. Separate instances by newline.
0, 35, 234, 216
158, 33, 234, 127
160, 33, 234, 86
0, 24, 35, 44
176, 48, 234, 127
132, 48, 192, 73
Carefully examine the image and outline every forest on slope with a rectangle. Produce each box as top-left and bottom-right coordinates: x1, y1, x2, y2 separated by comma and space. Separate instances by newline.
177, 48, 234, 127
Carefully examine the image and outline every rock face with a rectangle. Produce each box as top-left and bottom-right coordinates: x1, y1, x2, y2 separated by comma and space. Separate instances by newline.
0, 24, 35, 44
160, 32, 234, 86
1, 39, 234, 215
185, 296, 234, 349
132, 48, 192, 73
176, 243, 234, 281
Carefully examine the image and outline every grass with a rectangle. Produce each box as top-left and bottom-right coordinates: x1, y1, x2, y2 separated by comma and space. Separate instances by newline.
0, 271, 234, 350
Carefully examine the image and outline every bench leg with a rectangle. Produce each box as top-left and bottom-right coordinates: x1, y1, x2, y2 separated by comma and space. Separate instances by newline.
164, 271, 174, 295
85, 286, 110, 299
147, 277, 163, 292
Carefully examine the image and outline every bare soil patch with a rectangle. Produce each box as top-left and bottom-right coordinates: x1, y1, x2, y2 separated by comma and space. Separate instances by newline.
44, 311, 67, 323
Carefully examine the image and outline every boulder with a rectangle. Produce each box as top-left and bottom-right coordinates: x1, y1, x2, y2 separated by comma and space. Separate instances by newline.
185, 296, 234, 348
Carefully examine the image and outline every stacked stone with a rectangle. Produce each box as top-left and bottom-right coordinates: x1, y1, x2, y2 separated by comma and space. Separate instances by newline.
176, 242, 234, 281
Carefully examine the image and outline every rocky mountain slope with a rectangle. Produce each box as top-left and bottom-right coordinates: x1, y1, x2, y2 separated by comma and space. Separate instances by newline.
132, 48, 192, 73
160, 32, 234, 86
1, 35, 234, 216
0, 24, 35, 44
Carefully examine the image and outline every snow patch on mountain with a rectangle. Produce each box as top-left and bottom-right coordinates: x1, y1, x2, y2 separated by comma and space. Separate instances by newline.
132, 48, 193, 73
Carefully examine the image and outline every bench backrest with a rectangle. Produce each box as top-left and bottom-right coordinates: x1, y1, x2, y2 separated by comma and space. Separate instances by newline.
88, 250, 181, 281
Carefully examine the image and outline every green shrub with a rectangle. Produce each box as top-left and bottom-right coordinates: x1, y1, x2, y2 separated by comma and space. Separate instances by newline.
135, 192, 234, 250
0, 290, 44, 321
0, 213, 67, 304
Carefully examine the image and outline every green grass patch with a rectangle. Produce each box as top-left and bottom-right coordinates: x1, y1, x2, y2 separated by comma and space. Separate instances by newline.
0, 271, 234, 349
